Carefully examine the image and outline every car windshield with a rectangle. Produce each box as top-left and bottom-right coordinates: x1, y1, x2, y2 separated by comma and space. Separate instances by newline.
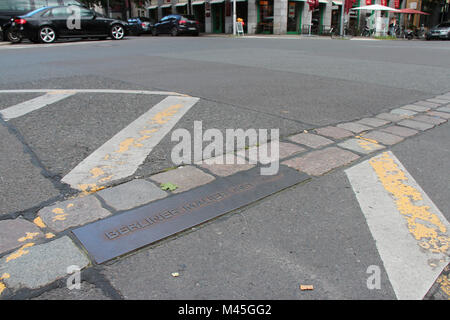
183, 15, 196, 21
437, 22, 450, 28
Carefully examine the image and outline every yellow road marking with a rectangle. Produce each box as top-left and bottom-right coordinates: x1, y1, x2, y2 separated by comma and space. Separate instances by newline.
369, 152, 449, 256
33, 217, 46, 228
6, 243, 34, 262
17, 232, 40, 242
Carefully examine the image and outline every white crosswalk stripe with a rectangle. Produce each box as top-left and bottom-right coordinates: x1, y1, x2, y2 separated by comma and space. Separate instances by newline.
345, 151, 450, 300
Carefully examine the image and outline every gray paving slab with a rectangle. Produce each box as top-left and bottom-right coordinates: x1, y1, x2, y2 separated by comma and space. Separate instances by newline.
426, 99, 448, 105
199, 154, 255, 177
38, 195, 111, 232
149, 166, 215, 194
338, 138, 385, 155
237, 142, 306, 163
356, 118, 390, 128
413, 101, 440, 108
314, 126, 353, 140
436, 106, 450, 113
361, 131, 404, 146
0, 236, 89, 290
434, 95, 450, 101
97, 179, 168, 211
427, 111, 450, 119
101, 170, 395, 299
400, 105, 430, 112
0, 218, 44, 255
288, 133, 334, 149
390, 108, 417, 117
412, 115, 447, 126
282, 147, 359, 176
336, 122, 372, 133
376, 112, 406, 122
397, 119, 435, 131
380, 125, 419, 137
32, 282, 111, 300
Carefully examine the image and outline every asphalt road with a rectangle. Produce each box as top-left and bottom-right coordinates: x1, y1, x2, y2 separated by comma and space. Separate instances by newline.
0, 35, 449, 300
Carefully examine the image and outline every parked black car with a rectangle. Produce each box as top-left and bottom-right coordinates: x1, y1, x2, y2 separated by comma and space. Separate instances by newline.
152, 14, 199, 36
127, 17, 154, 35
8, 6, 129, 43
426, 22, 450, 40
0, 0, 84, 41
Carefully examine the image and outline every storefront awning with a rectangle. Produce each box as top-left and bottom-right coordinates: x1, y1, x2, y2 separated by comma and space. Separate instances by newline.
210, 0, 225, 4
192, 0, 205, 5
160, 4, 172, 8
175, 2, 187, 6
318, 0, 328, 3
146, 5, 158, 9
289, 0, 306, 2
332, 0, 342, 5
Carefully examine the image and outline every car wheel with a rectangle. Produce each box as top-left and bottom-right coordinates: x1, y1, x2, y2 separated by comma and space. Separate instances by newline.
111, 24, 125, 40
171, 27, 178, 37
6, 30, 22, 43
39, 26, 56, 43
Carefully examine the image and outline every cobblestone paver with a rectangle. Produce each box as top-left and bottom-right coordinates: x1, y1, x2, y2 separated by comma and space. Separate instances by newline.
356, 117, 390, 127
380, 125, 419, 137
0, 218, 44, 255
337, 138, 385, 155
150, 166, 215, 194
314, 126, 353, 139
288, 133, 333, 149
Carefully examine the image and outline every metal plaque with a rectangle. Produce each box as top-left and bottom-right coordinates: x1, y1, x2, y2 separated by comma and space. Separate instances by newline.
72, 165, 309, 264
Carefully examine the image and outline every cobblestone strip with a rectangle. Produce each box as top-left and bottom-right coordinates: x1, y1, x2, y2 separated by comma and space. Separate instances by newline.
1, 92, 450, 299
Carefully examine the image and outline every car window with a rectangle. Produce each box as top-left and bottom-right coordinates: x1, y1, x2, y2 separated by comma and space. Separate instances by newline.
79, 8, 94, 18
46, 0, 60, 6
438, 22, 450, 28
51, 7, 70, 17
160, 16, 170, 22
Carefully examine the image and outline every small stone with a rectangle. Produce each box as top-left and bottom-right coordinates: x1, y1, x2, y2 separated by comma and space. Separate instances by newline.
150, 166, 215, 194
314, 126, 353, 139
97, 179, 167, 211
356, 118, 390, 128
427, 111, 450, 119
390, 108, 417, 117
336, 122, 372, 133
38, 195, 111, 232
397, 119, 434, 131
436, 106, 450, 113
414, 101, 440, 108
412, 115, 447, 125
199, 153, 255, 177
288, 133, 334, 149
380, 126, 419, 137
376, 112, 406, 122
338, 138, 385, 155
282, 147, 359, 176
0, 236, 89, 290
0, 218, 44, 255
401, 105, 430, 112
361, 131, 404, 146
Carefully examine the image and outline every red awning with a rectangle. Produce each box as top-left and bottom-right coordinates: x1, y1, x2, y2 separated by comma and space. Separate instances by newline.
396, 8, 430, 15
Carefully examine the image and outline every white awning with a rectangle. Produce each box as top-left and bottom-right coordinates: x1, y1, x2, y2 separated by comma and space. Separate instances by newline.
318, 0, 328, 3
210, 0, 224, 4
160, 4, 172, 8
146, 5, 158, 9
175, 2, 187, 6
332, 0, 342, 5
192, 0, 205, 4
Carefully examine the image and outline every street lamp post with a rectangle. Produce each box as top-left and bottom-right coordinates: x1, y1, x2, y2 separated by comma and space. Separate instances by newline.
340, 1, 345, 36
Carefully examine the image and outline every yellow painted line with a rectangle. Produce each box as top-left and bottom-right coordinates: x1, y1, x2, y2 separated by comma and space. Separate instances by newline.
345, 151, 450, 300
5, 243, 34, 263
369, 152, 449, 255
0, 274, 9, 295
33, 217, 46, 228
17, 232, 40, 242
45, 233, 55, 239
62, 96, 199, 191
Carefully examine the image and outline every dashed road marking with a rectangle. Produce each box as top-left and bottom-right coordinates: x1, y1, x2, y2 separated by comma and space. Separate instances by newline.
61, 95, 199, 191
345, 151, 450, 300
0, 91, 75, 121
